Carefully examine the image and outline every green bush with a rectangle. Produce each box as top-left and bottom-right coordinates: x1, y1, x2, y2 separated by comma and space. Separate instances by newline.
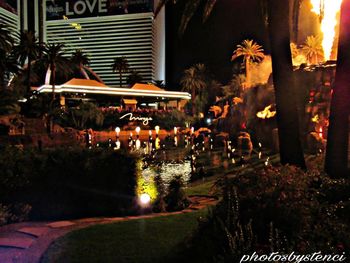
177, 163, 350, 262
0, 147, 138, 221
165, 176, 190, 212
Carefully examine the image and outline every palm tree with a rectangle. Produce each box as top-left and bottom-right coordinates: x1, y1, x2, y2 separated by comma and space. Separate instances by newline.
180, 63, 207, 116
111, 56, 129, 87
127, 70, 143, 87
231, 40, 265, 89
325, 0, 350, 177
42, 43, 68, 102
70, 49, 90, 79
266, 0, 306, 168
13, 31, 41, 95
0, 23, 17, 89
302, 35, 324, 64
155, 0, 217, 36
157, 0, 306, 168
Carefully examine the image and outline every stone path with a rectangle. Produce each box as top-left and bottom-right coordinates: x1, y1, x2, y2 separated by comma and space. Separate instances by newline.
0, 196, 217, 263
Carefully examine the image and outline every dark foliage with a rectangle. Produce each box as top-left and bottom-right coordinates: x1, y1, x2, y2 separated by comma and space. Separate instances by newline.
0, 147, 138, 221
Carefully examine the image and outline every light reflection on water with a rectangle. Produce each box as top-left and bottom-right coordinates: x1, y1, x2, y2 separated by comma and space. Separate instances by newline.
142, 160, 192, 187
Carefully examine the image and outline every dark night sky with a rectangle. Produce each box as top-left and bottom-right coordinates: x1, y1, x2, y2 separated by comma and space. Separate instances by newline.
165, 0, 270, 89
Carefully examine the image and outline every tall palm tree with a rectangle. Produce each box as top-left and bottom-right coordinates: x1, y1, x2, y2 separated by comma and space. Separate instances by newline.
157, 0, 306, 168
325, 0, 350, 178
70, 49, 90, 79
14, 31, 41, 95
267, 0, 306, 168
155, 0, 217, 36
111, 56, 129, 87
231, 39, 265, 89
42, 43, 68, 102
302, 35, 324, 64
127, 70, 143, 87
180, 63, 207, 116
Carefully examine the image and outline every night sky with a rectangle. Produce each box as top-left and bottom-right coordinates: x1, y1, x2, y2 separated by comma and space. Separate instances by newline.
165, 0, 269, 89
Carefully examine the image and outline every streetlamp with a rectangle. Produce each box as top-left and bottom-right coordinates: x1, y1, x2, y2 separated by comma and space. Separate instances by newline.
155, 125, 160, 150
114, 127, 121, 150
135, 126, 141, 150
173, 127, 178, 147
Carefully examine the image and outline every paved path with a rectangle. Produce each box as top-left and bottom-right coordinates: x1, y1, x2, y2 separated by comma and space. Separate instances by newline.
0, 196, 217, 263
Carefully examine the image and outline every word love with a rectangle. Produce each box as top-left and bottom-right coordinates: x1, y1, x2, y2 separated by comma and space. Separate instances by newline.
120, 113, 153, 126
66, 0, 107, 16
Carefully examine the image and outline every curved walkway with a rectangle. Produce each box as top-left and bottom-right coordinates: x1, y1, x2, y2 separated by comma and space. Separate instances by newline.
0, 196, 217, 263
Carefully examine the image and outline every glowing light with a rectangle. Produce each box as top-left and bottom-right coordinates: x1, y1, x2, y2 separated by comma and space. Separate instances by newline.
256, 105, 277, 119
139, 193, 151, 205
312, 115, 320, 123
149, 130, 152, 136
135, 126, 141, 134
155, 126, 160, 134
115, 127, 120, 135
319, 127, 323, 139
174, 127, 177, 135
310, 0, 342, 60
191, 127, 194, 135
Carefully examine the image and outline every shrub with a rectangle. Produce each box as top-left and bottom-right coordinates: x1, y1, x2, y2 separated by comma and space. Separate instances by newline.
165, 176, 190, 211
178, 163, 350, 262
0, 147, 138, 221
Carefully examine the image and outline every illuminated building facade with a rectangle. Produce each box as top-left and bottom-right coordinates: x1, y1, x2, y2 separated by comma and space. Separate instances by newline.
43, 0, 165, 87
0, 0, 19, 39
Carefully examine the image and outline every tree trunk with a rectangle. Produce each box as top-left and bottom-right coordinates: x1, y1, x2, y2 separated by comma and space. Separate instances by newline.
119, 70, 122, 87
325, 0, 350, 178
51, 64, 56, 102
245, 59, 251, 88
267, 0, 306, 168
191, 89, 196, 116
27, 56, 32, 95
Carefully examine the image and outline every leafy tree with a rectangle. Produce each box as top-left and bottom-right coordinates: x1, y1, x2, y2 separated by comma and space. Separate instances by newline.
0, 89, 20, 115
70, 49, 90, 79
302, 35, 324, 64
231, 39, 265, 89
111, 56, 129, 87
42, 43, 69, 102
180, 63, 207, 115
325, 0, 350, 177
13, 31, 41, 95
127, 70, 143, 86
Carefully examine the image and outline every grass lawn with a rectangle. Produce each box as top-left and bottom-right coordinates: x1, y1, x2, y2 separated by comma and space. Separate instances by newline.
41, 210, 208, 263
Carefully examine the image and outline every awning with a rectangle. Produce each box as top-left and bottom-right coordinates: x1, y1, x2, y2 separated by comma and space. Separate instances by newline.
123, 99, 138, 105
36, 79, 191, 100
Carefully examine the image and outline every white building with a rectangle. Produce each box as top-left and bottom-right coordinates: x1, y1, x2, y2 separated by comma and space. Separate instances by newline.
43, 0, 165, 87
0, 1, 20, 40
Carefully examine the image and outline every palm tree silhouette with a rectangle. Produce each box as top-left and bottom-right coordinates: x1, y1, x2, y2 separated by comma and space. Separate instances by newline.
70, 49, 90, 79
0, 23, 14, 53
302, 35, 324, 64
0, 23, 17, 89
112, 56, 129, 87
180, 63, 207, 116
42, 43, 68, 102
14, 31, 41, 95
231, 39, 265, 88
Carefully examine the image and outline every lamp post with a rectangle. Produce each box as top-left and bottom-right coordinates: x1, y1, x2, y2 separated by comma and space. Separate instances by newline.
173, 127, 178, 147
155, 125, 160, 150
114, 127, 121, 150
135, 126, 141, 150
148, 130, 153, 154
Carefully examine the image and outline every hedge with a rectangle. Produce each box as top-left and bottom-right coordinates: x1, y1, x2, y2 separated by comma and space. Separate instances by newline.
0, 147, 137, 221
